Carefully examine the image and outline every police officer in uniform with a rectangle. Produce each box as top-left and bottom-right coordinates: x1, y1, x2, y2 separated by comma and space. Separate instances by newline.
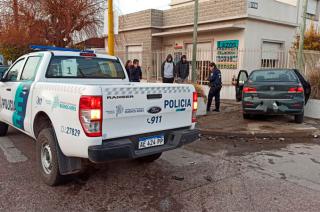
207, 62, 222, 112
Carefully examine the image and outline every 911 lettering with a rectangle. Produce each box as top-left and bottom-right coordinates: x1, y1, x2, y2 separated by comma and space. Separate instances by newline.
164, 99, 192, 109
147, 116, 162, 124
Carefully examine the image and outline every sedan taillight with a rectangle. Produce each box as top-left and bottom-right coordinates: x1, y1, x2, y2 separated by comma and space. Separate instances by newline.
288, 86, 304, 93
243, 87, 257, 93
79, 96, 102, 137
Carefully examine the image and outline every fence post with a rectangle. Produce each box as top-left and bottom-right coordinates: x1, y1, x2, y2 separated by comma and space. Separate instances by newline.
191, 0, 199, 83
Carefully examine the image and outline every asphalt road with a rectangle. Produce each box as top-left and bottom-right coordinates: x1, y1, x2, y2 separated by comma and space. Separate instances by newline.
1, 127, 320, 212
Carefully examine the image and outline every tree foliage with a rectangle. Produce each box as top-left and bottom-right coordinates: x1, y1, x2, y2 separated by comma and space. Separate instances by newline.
294, 22, 320, 51
0, 0, 104, 61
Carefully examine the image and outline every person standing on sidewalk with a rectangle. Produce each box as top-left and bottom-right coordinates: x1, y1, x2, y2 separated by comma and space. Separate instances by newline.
130, 59, 142, 82
125, 60, 132, 80
175, 55, 189, 83
207, 62, 222, 112
161, 54, 175, 83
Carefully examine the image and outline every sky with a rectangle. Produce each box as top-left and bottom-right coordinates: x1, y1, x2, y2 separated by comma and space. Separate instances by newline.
115, 0, 171, 14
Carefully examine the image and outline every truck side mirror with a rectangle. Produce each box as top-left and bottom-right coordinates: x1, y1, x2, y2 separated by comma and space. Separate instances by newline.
0, 70, 7, 82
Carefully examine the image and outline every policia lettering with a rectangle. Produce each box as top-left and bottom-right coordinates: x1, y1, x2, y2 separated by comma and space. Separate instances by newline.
1, 99, 15, 111
13, 82, 32, 130
164, 99, 192, 109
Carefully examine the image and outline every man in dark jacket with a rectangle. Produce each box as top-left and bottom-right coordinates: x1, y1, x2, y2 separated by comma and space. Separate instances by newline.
130, 59, 142, 82
175, 55, 189, 83
207, 62, 222, 112
161, 54, 175, 83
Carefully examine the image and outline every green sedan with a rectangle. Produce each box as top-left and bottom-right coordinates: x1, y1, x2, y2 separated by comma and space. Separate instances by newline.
235, 69, 311, 123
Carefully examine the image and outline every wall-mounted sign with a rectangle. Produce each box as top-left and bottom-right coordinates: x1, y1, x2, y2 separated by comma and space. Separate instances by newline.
248, 1, 258, 9
216, 40, 239, 70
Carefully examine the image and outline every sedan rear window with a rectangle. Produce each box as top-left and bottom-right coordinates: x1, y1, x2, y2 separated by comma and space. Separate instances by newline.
46, 56, 125, 79
249, 70, 298, 82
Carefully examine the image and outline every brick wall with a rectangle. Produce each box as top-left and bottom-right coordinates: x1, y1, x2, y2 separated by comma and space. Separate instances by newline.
118, 0, 247, 30
115, 28, 155, 78
119, 10, 152, 30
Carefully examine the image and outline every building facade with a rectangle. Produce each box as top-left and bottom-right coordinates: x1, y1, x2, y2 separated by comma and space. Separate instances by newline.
108, 0, 319, 98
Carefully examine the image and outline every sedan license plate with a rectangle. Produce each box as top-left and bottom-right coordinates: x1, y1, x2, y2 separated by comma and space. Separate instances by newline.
138, 135, 165, 149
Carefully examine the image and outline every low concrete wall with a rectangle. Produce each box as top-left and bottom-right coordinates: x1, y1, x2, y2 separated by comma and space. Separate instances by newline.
197, 97, 207, 116
305, 99, 320, 119
202, 85, 236, 100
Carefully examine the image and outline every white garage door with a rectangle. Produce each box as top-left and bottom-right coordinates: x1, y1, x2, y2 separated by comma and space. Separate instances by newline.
186, 42, 212, 61
127, 45, 143, 65
261, 41, 283, 68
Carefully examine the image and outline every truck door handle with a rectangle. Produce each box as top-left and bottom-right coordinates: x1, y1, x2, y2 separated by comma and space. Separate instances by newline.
147, 94, 162, 100
6, 88, 11, 92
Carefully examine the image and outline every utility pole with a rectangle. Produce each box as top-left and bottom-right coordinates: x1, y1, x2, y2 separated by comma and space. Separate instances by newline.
191, 0, 199, 83
297, 0, 308, 72
108, 0, 115, 56
13, 0, 19, 27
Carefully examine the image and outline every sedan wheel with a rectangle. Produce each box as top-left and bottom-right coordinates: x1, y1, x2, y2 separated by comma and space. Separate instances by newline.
294, 113, 304, 124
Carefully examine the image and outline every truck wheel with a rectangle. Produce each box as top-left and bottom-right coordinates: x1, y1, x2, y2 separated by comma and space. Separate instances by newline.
0, 122, 8, 137
295, 113, 304, 124
36, 128, 63, 186
137, 153, 162, 163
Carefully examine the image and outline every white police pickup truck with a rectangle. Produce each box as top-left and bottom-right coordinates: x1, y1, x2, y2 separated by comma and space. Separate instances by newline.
0, 46, 199, 186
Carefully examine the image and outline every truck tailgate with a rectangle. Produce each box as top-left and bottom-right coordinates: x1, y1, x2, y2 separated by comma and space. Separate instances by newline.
101, 83, 194, 139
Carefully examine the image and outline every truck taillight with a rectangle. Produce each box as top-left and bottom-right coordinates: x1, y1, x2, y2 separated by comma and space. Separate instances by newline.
79, 96, 102, 137
192, 92, 198, 123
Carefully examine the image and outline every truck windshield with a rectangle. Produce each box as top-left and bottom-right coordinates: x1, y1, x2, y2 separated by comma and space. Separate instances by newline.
249, 70, 298, 82
46, 56, 125, 79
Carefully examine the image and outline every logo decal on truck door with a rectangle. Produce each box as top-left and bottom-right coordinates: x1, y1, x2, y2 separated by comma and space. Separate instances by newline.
13, 82, 32, 130
52, 96, 77, 111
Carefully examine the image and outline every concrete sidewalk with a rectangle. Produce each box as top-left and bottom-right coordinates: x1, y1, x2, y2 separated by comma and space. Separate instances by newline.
197, 100, 320, 138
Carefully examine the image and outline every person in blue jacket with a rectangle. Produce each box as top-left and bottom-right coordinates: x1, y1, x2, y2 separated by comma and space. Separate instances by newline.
130, 59, 142, 82
207, 62, 222, 112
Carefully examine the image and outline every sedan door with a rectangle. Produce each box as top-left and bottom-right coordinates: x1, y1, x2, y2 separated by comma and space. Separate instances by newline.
235, 70, 249, 101
293, 69, 311, 104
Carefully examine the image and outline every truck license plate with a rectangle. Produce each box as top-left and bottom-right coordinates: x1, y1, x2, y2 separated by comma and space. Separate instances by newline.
138, 135, 165, 149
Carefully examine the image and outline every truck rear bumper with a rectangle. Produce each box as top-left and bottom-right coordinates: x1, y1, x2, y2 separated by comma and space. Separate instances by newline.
88, 128, 200, 163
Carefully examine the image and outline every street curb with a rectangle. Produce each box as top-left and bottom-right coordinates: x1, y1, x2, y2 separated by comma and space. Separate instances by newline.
199, 128, 318, 139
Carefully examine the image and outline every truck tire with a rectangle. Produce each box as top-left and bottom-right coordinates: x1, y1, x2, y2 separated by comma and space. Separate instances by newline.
295, 113, 304, 124
0, 122, 8, 137
36, 128, 64, 186
137, 153, 162, 163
